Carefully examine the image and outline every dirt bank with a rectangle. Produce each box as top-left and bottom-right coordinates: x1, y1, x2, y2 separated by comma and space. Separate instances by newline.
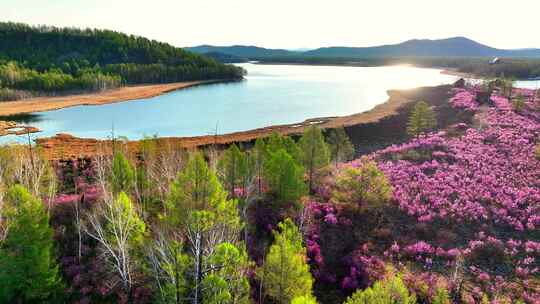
0, 80, 232, 138
0, 80, 228, 117
35, 84, 457, 160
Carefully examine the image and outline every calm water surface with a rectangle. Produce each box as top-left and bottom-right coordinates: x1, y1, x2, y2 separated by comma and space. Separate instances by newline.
3, 63, 463, 143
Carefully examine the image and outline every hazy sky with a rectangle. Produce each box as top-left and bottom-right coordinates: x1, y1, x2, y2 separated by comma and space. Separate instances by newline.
1, 0, 538, 49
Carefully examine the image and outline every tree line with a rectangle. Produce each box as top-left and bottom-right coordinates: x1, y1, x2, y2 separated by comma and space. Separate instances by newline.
0, 22, 245, 99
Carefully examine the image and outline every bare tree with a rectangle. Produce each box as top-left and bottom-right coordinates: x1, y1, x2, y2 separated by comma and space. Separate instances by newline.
84, 192, 146, 301
73, 194, 84, 262
142, 140, 186, 203
0, 143, 56, 201
93, 151, 113, 203
146, 229, 189, 304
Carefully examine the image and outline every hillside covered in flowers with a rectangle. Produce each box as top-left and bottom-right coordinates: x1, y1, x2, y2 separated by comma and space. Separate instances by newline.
305, 82, 540, 303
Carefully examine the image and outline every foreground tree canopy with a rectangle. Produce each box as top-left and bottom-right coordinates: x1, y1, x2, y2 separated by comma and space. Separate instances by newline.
0, 185, 63, 302
258, 219, 314, 304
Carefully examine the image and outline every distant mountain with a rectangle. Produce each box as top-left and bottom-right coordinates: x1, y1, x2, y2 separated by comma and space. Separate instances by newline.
185, 45, 296, 58
186, 38, 540, 59
203, 51, 248, 63
304, 37, 540, 58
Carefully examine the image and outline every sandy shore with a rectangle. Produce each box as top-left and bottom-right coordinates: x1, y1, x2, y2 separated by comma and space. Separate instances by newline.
0, 80, 227, 117
35, 85, 450, 160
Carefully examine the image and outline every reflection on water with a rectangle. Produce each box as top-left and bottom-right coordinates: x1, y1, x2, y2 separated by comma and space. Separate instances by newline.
1, 63, 464, 143
0, 113, 44, 124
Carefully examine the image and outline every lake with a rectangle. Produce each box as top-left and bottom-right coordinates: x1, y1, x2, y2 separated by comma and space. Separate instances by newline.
2, 63, 465, 143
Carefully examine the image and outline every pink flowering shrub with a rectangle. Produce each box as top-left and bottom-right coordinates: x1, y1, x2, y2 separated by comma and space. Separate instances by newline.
305, 87, 540, 302
450, 88, 478, 111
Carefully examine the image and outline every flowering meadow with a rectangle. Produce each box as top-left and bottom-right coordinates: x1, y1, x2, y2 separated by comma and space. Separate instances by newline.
305, 85, 540, 303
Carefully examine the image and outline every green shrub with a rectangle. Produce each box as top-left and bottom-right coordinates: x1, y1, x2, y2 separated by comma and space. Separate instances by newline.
344, 272, 416, 304
332, 158, 393, 211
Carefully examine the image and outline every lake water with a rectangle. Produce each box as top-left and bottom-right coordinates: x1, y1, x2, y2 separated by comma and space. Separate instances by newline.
2, 63, 466, 143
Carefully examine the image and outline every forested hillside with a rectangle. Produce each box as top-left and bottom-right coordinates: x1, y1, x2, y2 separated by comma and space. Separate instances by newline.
0, 22, 244, 100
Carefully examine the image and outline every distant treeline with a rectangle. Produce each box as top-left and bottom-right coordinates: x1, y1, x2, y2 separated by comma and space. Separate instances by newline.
255, 56, 540, 79
0, 22, 245, 100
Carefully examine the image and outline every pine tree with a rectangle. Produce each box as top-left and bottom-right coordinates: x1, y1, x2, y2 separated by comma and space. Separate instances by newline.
344, 272, 416, 304
406, 101, 437, 137
0, 185, 63, 302
258, 219, 313, 304
332, 157, 393, 211
299, 126, 330, 192
251, 138, 267, 195
164, 152, 243, 304
202, 242, 251, 304
328, 127, 355, 167
111, 152, 135, 194
266, 132, 302, 163
263, 149, 306, 204
218, 143, 248, 198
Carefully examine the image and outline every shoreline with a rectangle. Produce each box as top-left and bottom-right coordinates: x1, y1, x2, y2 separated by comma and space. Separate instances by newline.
34, 84, 454, 160
439, 68, 478, 79
0, 79, 235, 137
0, 79, 233, 117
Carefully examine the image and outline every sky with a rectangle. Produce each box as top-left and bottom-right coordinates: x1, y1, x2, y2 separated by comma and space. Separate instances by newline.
1, 0, 539, 50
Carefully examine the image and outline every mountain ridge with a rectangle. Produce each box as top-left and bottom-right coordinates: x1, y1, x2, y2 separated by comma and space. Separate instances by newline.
186, 37, 540, 59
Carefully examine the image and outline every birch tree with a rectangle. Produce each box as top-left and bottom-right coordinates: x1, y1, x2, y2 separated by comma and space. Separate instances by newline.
85, 192, 146, 301
0, 145, 56, 200
147, 231, 191, 304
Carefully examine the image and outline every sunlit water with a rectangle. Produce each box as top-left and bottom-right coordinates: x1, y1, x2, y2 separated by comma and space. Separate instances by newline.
2, 63, 466, 143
